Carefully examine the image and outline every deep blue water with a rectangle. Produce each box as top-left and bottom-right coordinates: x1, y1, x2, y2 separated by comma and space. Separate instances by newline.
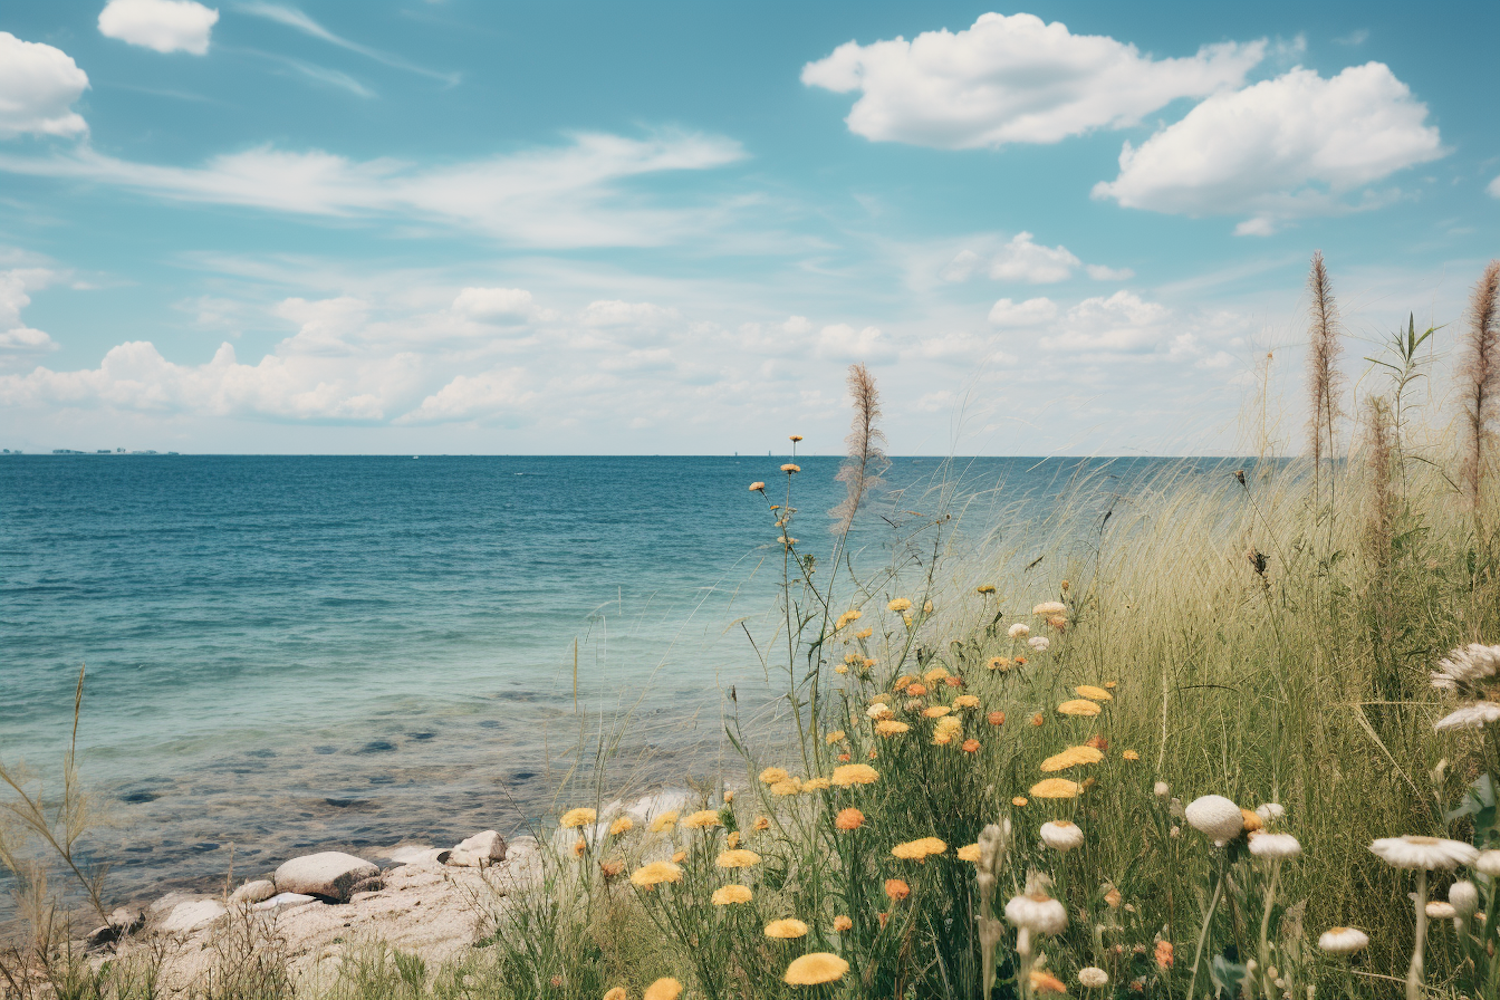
0, 453, 1199, 906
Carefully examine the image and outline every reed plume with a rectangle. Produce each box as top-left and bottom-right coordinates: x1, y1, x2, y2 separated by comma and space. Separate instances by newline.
1460, 260, 1500, 508
1305, 251, 1343, 474
829, 363, 888, 533
1362, 395, 1401, 698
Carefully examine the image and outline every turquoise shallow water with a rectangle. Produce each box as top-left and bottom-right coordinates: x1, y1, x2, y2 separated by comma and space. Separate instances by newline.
1, 454, 1195, 908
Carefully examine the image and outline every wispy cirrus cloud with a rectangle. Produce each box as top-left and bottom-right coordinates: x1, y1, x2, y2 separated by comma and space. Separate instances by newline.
0, 131, 748, 248
237, 2, 459, 85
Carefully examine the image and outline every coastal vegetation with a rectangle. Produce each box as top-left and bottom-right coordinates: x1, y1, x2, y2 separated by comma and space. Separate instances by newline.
3, 253, 1500, 999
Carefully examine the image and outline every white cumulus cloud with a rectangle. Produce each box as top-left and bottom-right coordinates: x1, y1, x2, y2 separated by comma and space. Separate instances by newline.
987, 297, 1058, 326
801, 12, 1264, 149
452, 287, 538, 323
0, 33, 89, 139
0, 269, 60, 365
397, 368, 534, 424
98, 0, 219, 56
940, 233, 1131, 286
1092, 62, 1444, 233
815, 323, 895, 362
581, 299, 677, 327
1488, 175, 1500, 199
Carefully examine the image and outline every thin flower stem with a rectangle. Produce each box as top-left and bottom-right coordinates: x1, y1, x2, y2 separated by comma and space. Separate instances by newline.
1187, 859, 1226, 999
1408, 868, 1427, 1000
1259, 860, 1281, 1000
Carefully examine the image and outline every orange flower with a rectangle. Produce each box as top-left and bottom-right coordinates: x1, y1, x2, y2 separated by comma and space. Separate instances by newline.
987, 711, 1006, 726
572, 838, 586, 857
867, 748, 878, 760
753, 815, 771, 831
833, 914, 853, 932
837, 753, 851, 762
884, 878, 911, 902
907, 683, 928, 697
1031, 712, 1045, 727
671, 850, 686, 863
600, 859, 624, 878
1155, 940, 1174, 969
1030, 969, 1067, 994
955, 694, 980, 709
835, 808, 865, 831
877, 911, 889, 928
962, 738, 980, 753
1085, 734, 1108, 750
945, 676, 962, 687
1015, 656, 1027, 666
1012, 796, 1028, 807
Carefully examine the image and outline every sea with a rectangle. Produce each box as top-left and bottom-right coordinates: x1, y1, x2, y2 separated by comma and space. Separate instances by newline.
0, 453, 1202, 912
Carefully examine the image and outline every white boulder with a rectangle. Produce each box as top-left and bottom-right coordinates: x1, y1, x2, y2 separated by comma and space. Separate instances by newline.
229, 879, 276, 905
448, 830, 506, 868
273, 851, 380, 903
159, 899, 226, 934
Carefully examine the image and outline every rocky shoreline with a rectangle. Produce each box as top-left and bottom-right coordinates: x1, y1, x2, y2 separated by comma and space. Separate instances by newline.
81, 828, 545, 992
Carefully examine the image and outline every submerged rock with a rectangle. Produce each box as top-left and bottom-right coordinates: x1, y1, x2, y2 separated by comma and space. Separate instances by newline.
273, 851, 379, 903
448, 830, 506, 868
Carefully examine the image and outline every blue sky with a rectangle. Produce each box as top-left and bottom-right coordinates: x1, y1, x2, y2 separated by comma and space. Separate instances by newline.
1, 1, 1496, 455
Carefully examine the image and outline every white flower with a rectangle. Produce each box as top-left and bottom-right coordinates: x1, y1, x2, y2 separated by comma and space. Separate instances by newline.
1425, 900, 1457, 920
1184, 795, 1244, 845
1027, 636, 1051, 652
865, 702, 890, 719
1032, 601, 1066, 616
1005, 892, 1067, 935
1317, 927, 1369, 954
1369, 835, 1478, 871
1434, 701, 1500, 731
1248, 832, 1302, 860
1039, 820, 1084, 852
1431, 643, 1500, 695
1476, 850, 1500, 877
1153, 781, 1170, 799
1255, 802, 1285, 824
1008, 623, 1030, 639
1449, 880, 1479, 918
1077, 966, 1109, 988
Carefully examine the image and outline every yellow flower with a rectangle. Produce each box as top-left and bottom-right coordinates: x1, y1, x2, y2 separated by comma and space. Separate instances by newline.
1104, 680, 1118, 689
648, 810, 679, 833
759, 767, 790, 785
781, 463, 801, 474
560, 807, 597, 828
924, 666, 951, 682
833, 914, 853, 932
748, 482, 765, 492
955, 694, 980, 709
783, 953, 849, 986
802, 777, 831, 792
825, 730, 846, 745
643, 978, 683, 1000
608, 817, 634, 837
1123, 749, 1140, 761
875, 720, 910, 736
987, 656, 1012, 671
957, 843, 981, 862
753, 815, 772, 831
764, 918, 809, 939
716, 849, 762, 868
1075, 685, 1113, 702
855, 627, 873, 639
1030, 778, 1082, 799
681, 810, 723, 829
923, 705, 952, 718
770, 778, 802, 796
1012, 796, 1028, 807
834, 609, 862, 630
711, 884, 752, 905
604, 988, 627, 1000
671, 850, 686, 863
834, 664, 848, 674
887, 598, 912, 612
629, 861, 683, 887
726, 831, 740, 848
831, 763, 879, 786
977, 584, 996, 594
1057, 699, 1102, 717
891, 837, 947, 860
1039, 745, 1106, 772
724, 790, 735, 803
